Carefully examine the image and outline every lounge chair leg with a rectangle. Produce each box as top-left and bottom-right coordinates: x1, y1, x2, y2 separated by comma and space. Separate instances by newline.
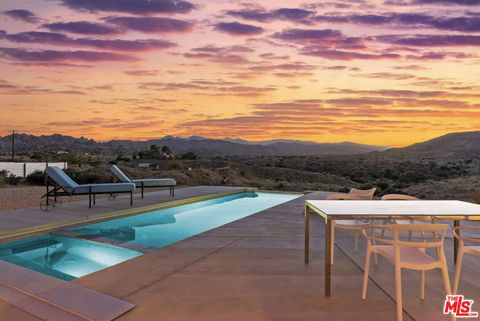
172, 186, 175, 197
141, 183, 144, 199
88, 187, 92, 208
130, 191, 133, 206
46, 184, 50, 208
93, 193, 96, 205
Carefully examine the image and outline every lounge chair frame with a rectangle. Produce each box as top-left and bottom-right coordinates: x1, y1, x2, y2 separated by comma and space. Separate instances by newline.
41, 174, 133, 211
110, 165, 175, 198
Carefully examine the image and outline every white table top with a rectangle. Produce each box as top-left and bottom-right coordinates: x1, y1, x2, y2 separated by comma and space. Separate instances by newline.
306, 200, 480, 217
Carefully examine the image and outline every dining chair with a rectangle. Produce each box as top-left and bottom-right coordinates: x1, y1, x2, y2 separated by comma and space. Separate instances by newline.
327, 188, 376, 264
362, 224, 452, 321
452, 225, 480, 293
381, 194, 436, 240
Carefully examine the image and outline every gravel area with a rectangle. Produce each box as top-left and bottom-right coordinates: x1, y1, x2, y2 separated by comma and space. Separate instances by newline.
0, 185, 171, 212
0, 186, 88, 211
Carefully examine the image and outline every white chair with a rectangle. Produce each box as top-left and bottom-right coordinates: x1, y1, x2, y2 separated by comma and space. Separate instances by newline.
381, 194, 436, 240
328, 188, 376, 263
453, 225, 480, 293
362, 224, 452, 321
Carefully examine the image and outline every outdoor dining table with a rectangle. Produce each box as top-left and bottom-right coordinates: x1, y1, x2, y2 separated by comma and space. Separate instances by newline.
304, 200, 480, 297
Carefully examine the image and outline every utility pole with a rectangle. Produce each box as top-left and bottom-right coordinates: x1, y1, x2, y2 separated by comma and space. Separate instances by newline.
11, 130, 15, 162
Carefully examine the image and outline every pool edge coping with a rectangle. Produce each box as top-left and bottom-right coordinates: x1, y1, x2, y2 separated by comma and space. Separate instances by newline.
0, 188, 254, 243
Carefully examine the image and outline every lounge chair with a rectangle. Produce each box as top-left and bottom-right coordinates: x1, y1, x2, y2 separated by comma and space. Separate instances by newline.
41, 166, 136, 211
109, 165, 176, 198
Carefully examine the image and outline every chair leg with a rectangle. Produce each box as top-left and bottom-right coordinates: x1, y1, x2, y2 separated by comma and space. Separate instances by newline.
141, 183, 144, 199
88, 187, 92, 209
439, 250, 455, 321
93, 193, 96, 205
394, 264, 403, 321
130, 191, 133, 206
453, 244, 464, 294
420, 271, 425, 300
362, 246, 372, 299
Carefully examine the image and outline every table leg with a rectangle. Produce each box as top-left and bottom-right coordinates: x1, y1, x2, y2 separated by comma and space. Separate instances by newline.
454, 220, 460, 264
305, 205, 310, 264
325, 217, 332, 297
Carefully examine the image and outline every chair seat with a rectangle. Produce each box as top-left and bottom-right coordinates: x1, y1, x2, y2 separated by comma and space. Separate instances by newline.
132, 178, 176, 187
465, 246, 480, 255
374, 245, 437, 266
334, 220, 370, 231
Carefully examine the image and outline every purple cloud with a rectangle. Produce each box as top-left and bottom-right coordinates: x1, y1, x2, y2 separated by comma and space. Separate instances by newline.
59, 0, 195, 15
301, 47, 401, 60
273, 28, 343, 41
314, 13, 480, 32
4, 31, 176, 52
185, 46, 251, 64
226, 8, 315, 24
415, 0, 480, 4
273, 28, 366, 49
378, 34, 480, 46
43, 21, 119, 35
104, 16, 193, 33
3, 9, 39, 23
214, 22, 264, 36
0, 47, 137, 63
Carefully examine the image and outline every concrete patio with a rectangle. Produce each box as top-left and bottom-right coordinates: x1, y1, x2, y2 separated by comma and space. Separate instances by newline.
0, 187, 478, 321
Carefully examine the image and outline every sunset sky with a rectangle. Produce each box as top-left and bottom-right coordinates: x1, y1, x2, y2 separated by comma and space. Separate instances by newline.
1, 0, 479, 147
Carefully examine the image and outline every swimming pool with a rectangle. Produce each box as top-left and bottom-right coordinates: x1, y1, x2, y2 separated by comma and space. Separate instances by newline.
0, 234, 141, 281
0, 192, 299, 280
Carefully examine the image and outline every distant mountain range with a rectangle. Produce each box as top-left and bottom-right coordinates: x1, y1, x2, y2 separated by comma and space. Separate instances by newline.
385, 131, 480, 158
1, 131, 479, 157
0, 133, 386, 156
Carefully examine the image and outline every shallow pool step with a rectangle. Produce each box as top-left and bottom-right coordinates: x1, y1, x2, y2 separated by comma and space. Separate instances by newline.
0, 261, 135, 321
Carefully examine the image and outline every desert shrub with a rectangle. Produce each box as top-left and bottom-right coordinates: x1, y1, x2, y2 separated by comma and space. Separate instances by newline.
26, 170, 45, 185
168, 160, 182, 170
181, 152, 197, 160
64, 168, 106, 184
472, 189, 480, 204
6, 174, 21, 185
0, 170, 7, 185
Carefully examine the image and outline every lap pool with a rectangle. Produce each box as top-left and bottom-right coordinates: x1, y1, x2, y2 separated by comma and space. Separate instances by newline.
0, 192, 299, 280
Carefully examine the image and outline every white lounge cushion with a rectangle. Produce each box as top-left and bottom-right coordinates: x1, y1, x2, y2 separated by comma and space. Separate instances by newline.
109, 165, 131, 183
73, 183, 135, 194
131, 179, 176, 187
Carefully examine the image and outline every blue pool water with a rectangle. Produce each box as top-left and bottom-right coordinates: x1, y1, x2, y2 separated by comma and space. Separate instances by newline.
0, 234, 141, 280
0, 192, 298, 280
72, 192, 298, 248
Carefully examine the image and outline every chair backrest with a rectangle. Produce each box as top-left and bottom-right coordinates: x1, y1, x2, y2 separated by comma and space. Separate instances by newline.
109, 165, 131, 183
363, 223, 448, 249
452, 225, 480, 245
327, 193, 364, 200
44, 166, 78, 193
381, 194, 418, 200
349, 188, 376, 200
